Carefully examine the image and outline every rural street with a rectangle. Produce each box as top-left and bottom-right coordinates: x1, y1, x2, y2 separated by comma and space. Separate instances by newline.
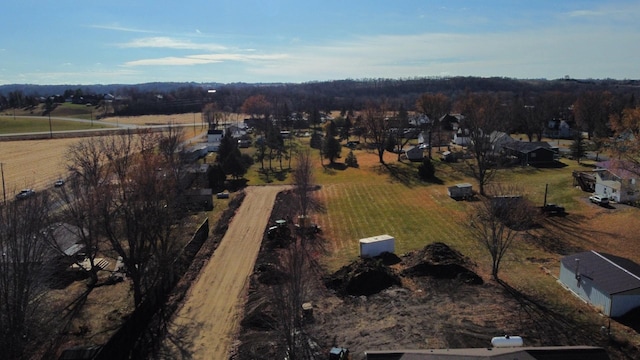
163, 185, 289, 360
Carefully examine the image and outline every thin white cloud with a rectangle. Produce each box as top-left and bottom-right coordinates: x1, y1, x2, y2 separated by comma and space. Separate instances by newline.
119, 37, 227, 52
568, 10, 605, 17
246, 27, 640, 81
124, 57, 218, 66
566, 3, 640, 20
123, 53, 288, 67
91, 24, 156, 34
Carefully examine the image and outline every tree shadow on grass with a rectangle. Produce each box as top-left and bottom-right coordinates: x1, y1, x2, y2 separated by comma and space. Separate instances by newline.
256, 168, 290, 183
497, 279, 639, 359
227, 178, 248, 192
496, 279, 608, 348
371, 162, 418, 187
374, 162, 445, 187
321, 162, 347, 176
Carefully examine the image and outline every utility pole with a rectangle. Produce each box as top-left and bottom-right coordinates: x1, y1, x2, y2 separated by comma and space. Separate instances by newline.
48, 111, 53, 138
1, 162, 6, 205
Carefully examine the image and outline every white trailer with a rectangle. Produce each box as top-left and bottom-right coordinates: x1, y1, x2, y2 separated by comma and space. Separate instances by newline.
359, 234, 395, 258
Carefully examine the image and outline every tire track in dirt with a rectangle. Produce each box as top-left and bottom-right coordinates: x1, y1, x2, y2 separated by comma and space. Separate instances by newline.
163, 185, 289, 360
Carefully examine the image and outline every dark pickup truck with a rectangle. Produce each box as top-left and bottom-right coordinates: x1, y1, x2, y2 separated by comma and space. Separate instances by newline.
540, 203, 565, 215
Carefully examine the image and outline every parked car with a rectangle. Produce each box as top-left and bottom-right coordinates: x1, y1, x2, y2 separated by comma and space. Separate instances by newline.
16, 189, 35, 200
589, 194, 609, 206
54, 179, 65, 187
345, 141, 360, 149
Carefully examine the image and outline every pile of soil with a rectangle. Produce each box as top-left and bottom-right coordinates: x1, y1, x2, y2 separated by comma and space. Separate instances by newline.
324, 256, 402, 296
323, 242, 482, 298
401, 242, 483, 285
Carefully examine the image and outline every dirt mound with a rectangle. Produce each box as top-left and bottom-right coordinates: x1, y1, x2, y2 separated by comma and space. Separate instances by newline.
324, 256, 402, 297
401, 242, 483, 285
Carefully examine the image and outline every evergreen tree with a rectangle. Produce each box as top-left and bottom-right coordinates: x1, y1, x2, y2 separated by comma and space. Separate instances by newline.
345, 150, 359, 168
570, 133, 586, 163
418, 158, 436, 180
322, 135, 342, 165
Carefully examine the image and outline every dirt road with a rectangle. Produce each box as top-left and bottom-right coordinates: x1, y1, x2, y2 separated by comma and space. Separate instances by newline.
163, 185, 289, 359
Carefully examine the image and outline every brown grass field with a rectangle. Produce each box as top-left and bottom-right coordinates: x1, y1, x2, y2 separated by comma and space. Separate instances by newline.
0, 137, 86, 196
0, 113, 205, 198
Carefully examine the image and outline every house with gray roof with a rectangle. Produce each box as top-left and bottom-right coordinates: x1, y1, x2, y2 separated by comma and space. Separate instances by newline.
559, 250, 640, 317
502, 141, 555, 166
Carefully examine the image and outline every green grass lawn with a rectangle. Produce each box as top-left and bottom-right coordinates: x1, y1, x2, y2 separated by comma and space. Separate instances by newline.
0, 116, 111, 134
296, 145, 640, 347
0, 103, 114, 133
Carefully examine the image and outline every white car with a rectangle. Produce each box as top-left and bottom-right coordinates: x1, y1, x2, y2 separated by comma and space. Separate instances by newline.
589, 194, 609, 206
54, 179, 65, 187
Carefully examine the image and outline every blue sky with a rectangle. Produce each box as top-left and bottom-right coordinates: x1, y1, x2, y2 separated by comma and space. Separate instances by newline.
1, 1, 639, 85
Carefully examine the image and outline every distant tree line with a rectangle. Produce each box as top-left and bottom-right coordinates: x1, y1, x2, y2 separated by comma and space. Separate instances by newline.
2, 77, 639, 122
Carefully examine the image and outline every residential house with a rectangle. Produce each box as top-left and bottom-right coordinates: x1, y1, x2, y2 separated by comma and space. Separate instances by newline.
206, 129, 224, 152
453, 128, 471, 146
408, 114, 430, 127
502, 141, 555, 166
405, 146, 424, 162
46, 222, 86, 260
560, 250, 640, 317
226, 124, 247, 139
593, 160, 640, 203
489, 131, 516, 154
439, 113, 464, 131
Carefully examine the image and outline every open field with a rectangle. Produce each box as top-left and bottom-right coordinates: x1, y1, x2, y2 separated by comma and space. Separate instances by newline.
0, 116, 111, 134
0, 137, 87, 196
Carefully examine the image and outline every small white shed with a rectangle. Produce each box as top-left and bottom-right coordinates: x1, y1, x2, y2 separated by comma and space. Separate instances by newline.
359, 234, 395, 258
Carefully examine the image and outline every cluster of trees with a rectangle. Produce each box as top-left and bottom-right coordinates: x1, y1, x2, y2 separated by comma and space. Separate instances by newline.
0, 128, 189, 358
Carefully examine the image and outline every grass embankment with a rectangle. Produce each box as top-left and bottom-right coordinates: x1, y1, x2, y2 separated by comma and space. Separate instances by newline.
0, 103, 113, 134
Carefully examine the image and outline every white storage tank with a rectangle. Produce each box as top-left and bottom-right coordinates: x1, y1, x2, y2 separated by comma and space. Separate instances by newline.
359, 234, 395, 258
491, 335, 523, 348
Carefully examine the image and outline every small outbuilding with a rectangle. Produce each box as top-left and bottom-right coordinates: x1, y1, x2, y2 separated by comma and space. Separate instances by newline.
559, 250, 640, 317
447, 183, 473, 200
405, 146, 424, 162
359, 234, 395, 258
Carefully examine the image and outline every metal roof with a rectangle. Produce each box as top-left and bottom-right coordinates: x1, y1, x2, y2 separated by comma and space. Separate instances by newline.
503, 141, 552, 154
561, 251, 640, 295
365, 346, 609, 360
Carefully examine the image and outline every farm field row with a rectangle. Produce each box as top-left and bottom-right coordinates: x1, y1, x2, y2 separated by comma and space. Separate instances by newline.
0, 137, 83, 196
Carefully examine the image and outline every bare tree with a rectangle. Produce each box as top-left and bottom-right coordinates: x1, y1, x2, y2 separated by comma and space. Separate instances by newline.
0, 193, 52, 359
271, 149, 324, 360
456, 92, 505, 196
362, 101, 391, 164
415, 93, 451, 158
468, 184, 533, 280
53, 138, 111, 285
95, 130, 184, 306
573, 90, 613, 139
